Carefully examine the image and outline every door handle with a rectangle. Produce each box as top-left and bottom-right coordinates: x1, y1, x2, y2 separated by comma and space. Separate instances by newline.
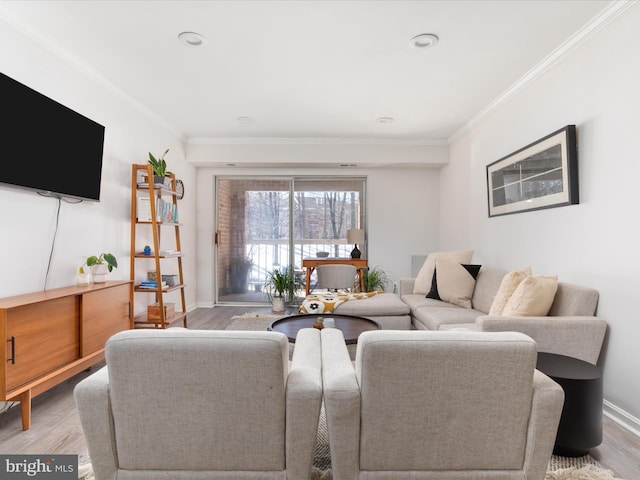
8, 336, 15, 364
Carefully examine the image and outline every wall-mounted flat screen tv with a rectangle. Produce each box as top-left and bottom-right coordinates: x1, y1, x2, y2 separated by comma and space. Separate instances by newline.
0, 71, 105, 202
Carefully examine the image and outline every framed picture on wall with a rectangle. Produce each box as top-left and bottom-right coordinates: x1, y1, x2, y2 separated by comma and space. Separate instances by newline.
486, 125, 578, 217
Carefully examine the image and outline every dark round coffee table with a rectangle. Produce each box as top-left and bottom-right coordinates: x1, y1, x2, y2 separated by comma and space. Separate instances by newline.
269, 313, 380, 344
536, 352, 603, 457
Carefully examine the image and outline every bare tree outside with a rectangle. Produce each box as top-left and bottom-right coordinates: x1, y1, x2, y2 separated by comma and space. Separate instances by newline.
325, 192, 348, 256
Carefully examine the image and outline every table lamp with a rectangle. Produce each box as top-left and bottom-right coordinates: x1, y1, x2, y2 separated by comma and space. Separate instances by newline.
347, 229, 365, 259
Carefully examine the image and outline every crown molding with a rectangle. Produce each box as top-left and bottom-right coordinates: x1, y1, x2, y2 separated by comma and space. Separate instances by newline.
187, 137, 448, 146
448, 0, 637, 143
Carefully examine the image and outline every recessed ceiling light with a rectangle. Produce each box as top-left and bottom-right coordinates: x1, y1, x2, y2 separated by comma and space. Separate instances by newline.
237, 116, 255, 124
178, 31, 207, 47
411, 33, 439, 48
377, 117, 394, 124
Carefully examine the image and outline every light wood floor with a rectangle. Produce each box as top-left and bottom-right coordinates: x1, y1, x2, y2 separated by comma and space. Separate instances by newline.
1, 306, 639, 479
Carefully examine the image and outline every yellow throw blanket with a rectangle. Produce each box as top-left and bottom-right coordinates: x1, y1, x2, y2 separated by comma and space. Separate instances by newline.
298, 291, 384, 314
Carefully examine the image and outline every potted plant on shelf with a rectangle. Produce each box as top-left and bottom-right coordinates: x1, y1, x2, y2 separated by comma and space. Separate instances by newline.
86, 253, 118, 283
264, 266, 297, 313
148, 148, 171, 185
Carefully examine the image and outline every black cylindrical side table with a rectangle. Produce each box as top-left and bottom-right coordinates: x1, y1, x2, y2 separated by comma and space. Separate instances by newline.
536, 352, 603, 457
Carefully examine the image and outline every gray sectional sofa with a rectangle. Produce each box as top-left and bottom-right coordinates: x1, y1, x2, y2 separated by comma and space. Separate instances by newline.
331, 267, 608, 365
400, 268, 607, 365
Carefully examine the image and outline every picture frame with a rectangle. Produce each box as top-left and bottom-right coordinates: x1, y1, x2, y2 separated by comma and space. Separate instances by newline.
486, 125, 578, 217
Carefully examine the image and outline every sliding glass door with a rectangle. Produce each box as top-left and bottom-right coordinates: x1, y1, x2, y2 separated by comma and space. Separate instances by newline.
216, 176, 365, 304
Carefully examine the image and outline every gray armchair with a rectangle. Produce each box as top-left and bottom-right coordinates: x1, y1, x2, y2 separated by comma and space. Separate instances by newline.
75, 328, 322, 480
321, 328, 564, 480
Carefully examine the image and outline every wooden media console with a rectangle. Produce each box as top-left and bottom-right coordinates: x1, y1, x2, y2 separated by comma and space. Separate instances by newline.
0, 280, 131, 430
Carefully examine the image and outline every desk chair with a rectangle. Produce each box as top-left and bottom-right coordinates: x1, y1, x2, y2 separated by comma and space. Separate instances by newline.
316, 264, 358, 293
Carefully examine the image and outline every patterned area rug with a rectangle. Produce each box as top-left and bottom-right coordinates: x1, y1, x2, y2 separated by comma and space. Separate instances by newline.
77, 313, 624, 480
231, 312, 285, 320
226, 312, 283, 330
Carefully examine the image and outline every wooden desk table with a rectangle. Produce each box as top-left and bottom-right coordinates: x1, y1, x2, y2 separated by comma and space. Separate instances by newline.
302, 257, 368, 295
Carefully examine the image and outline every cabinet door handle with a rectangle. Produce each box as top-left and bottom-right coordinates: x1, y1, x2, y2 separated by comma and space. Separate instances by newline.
8, 336, 15, 364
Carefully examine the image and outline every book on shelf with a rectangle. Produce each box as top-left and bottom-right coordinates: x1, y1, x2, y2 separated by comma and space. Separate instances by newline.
139, 281, 168, 289
137, 197, 179, 223
137, 197, 153, 222
160, 250, 181, 256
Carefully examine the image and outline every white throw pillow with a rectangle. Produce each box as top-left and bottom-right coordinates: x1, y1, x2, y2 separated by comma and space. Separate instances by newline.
431, 258, 482, 309
488, 267, 532, 316
413, 250, 473, 294
502, 275, 558, 316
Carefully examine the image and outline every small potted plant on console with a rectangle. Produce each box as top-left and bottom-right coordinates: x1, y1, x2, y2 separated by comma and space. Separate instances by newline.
86, 253, 118, 283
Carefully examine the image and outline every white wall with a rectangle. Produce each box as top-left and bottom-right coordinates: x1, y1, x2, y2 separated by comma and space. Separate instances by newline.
193, 162, 440, 307
0, 17, 197, 314
440, 5, 640, 426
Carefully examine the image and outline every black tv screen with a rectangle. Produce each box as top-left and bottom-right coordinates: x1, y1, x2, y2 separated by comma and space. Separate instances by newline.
0, 72, 105, 202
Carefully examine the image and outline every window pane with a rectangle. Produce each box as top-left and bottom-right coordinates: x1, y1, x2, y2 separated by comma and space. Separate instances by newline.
216, 177, 366, 304
293, 178, 365, 264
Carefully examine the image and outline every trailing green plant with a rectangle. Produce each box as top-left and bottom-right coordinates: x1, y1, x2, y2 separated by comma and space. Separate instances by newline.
264, 266, 298, 303
148, 148, 171, 177
86, 253, 118, 272
363, 266, 389, 292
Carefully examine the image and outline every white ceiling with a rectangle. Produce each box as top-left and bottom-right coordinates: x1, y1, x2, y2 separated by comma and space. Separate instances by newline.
0, 0, 621, 144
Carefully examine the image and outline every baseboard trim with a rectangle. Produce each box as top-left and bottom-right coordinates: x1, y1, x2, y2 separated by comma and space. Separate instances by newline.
604, 399, 640, 438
